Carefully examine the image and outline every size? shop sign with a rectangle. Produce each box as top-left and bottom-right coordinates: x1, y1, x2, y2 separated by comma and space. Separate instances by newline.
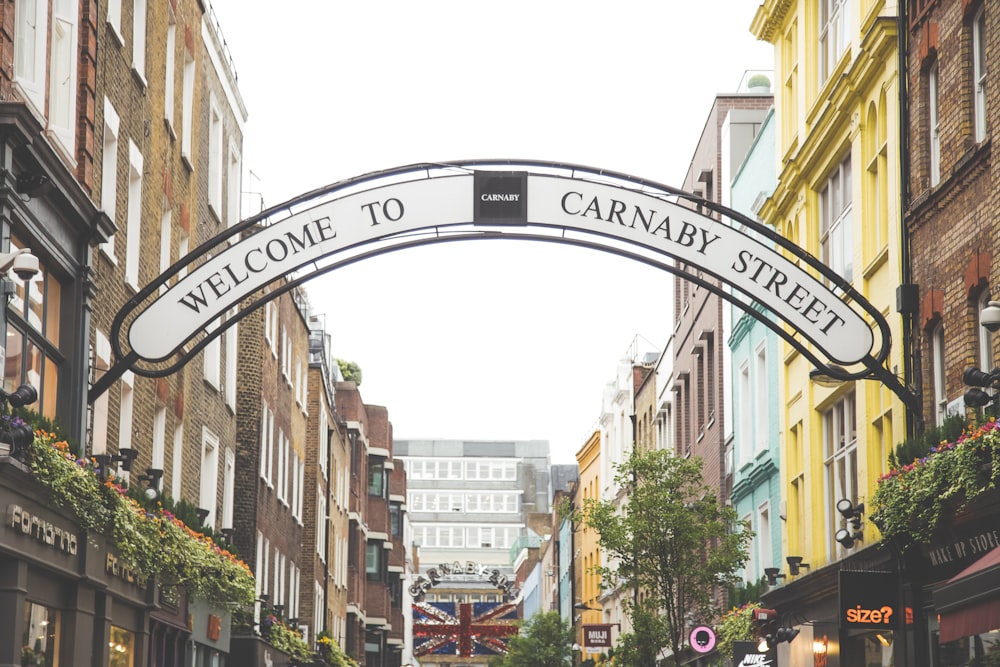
839, 570, 898, 630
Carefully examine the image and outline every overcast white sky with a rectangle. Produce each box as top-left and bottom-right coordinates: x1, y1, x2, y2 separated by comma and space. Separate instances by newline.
209, 1, 773, 464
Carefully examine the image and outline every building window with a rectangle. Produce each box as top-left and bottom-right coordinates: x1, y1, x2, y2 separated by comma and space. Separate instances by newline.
738, 362, 751, 465
208, 96, 223, 216
125, 140, 144, 289
106, 0, 122, 39
109, 625, 135, 666
972, 6, 987, 143
757, 503, 771, 578
164, 5, 176, 130
49, 0, 79, 154
754, 344, 768, 451
228, 141, 242, 227
365, 543, 381, 580
823, 391, 857, 558
132, 0, 147, 81
158, 200, 172, 294
222, 447, 235, 529
5, 236, 63, 419
171, 421, 183, 499
22, 601, 58, 667
929, 61, 941, 185
100, 99, 120, 258
200, 428, 220, 528
820, 156, 853, 283
152, 403, 166, 469
117, 371, 134, 465
932, 323, 947, 425
181, 46, 195, 163
368, 461, 385, 497
203, 318, 221, 389
224, 309, 238, 410
13, 0, 47, 112
819, 0, 848, 84
390, 504, 401, 537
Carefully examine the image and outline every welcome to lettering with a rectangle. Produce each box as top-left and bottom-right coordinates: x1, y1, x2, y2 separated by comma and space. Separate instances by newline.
178, 217, 337, 314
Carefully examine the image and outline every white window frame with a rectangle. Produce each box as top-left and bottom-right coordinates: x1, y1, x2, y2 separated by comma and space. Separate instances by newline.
125, 141, 144, 290
171, 422, 184, 500
754, 343, 768, 451
932, 323, 947, 425
820, 156, 853, 283
199, 428, 220, 529
152, 403, 166, 470
106, 0, 123, 42
132, 0, 147, 84
208, 95, 223, 216
48, 0, 79, 155
224, 308, 238, 410
13, 0, 48, 113
159, 198, 172, 294
738, 362, 752, 464
228, 140, 241, 228
100, 98, 120, 260
819, 0, 848, 84
117, 371, 135, 462
222, 447, 235, 529
181, 45, 195, 164
972, 7, 987, 143
824, 391, 857, 559
929, 61, 941, 186
164, 5, 176, 131
203, 318, 221, 389
92, 330, 112, 455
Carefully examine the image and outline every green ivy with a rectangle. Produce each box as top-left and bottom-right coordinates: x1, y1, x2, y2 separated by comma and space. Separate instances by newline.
716, 603, 760, 660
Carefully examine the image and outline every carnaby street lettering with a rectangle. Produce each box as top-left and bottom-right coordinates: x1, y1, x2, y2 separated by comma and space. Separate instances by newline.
531, 175, 873, 364
481, 193, 520, 202
178, 217, 337, 314
560, 191, 721, 255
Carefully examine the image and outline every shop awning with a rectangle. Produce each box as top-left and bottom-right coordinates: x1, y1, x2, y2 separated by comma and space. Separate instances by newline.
935, 545, 1000, 643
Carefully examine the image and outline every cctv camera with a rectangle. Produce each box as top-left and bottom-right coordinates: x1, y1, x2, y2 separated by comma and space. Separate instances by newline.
11, 251, 39, 281
981, 300, 1000, 333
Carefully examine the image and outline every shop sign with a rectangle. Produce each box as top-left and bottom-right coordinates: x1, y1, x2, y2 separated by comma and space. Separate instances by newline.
106, 552, 147, 589
6, 503, 78, 556
839, 570, 897, 630
583, 624, 613, 652
409, 560, 516, 600
733, 640, 775, 667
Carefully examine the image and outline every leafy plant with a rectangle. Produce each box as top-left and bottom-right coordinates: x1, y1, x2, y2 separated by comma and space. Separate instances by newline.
261, 615, 312, 662
716, 602, 760, 660
25, 430, 255, 605
489, 611, 570, 667
317, 629, 358, 667
747, 74, 771, 89
889, 412, 966, 469
872, 418, 1000, 548
336, 359, 362, 385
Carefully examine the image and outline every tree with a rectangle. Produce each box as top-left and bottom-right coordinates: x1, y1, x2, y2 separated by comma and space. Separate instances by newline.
575, 449, 751, 667
336, 359, 362, 385
490, 611, 574, 667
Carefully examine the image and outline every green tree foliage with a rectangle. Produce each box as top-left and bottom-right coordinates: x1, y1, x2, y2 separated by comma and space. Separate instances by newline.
575, 449, 751, 667
336, 359, 362, 385
490, 611, 574, 667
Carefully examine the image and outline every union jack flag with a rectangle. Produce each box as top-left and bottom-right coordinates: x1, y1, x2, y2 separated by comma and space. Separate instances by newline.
412, 601, 518, 657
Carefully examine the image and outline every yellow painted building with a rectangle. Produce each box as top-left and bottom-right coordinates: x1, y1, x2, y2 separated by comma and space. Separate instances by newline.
574, 430, 606, 648
751, 1, 906, 663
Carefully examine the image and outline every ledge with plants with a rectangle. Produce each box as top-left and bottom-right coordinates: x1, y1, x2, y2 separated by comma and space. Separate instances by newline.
871, 416, 1000, 549
22, 428, 256, 606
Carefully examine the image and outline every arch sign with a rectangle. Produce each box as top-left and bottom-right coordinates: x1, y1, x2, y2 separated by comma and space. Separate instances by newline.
95, 160, 890, 401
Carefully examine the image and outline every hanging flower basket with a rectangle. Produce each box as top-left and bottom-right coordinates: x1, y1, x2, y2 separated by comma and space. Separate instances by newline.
871, 419, 1000, 548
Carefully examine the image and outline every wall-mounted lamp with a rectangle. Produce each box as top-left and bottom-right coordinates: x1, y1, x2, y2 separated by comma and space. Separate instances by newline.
835, 526, 863, 549
786, 556, 810, 575
288, 618, 299, 627
573, 602, 602, 612
137, 468, 163, 499
813, 635, 828, 655
273, 604, 284, 618
758, 625, 799, 652
257, 593, 270, 605
112, 447, 139, 472
0, 383, 39, 408
195, 507, 211, 525
963, 366, 1000, 407
764, 567, 786, 586
221, 527, 236, 545
836, 498, 864, 527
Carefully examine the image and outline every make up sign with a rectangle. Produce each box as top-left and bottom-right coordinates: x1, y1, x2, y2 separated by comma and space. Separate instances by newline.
102, 162, 886, 399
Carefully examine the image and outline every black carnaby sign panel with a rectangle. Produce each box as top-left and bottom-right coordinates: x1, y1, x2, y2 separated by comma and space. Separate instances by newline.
474, 171, 527, 224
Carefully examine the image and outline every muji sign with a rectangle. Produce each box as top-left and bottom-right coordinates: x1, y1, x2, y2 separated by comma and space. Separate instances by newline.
96, 161, 891, 401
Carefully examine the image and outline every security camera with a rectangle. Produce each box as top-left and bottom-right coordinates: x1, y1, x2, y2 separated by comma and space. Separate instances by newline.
982, 300, 1000, 333
11, 251, 39, 281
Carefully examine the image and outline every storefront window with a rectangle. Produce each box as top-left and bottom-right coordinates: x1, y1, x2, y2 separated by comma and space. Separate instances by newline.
21, 601, 58, 667
5, 234, 62, 419
935, 628, 1000, 666
108, 626, 135, 667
